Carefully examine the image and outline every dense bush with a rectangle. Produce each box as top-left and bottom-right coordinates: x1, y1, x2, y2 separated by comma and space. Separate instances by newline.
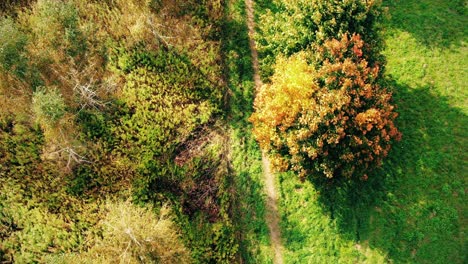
0, 119, 43, 180
257, 0, 384, 78
250, 34, 401, 180
0, 180, 87, 263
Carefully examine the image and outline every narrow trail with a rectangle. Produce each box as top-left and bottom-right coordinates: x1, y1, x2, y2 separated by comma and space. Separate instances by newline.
245, 0, 284, 263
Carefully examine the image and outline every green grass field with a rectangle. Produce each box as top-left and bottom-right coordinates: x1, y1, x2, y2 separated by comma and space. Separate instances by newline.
268, 0, 467, 263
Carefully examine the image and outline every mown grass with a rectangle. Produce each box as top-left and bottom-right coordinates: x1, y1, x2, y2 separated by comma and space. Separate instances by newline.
224, 0, 273, 262
253, 0, 466, 263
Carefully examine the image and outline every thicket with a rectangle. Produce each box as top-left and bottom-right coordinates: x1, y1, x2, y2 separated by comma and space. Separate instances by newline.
0, 0, 237, 262
251, 0, 401, 181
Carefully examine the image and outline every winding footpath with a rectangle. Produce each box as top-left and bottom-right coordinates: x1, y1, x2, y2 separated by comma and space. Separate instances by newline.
245, 0, 284, 263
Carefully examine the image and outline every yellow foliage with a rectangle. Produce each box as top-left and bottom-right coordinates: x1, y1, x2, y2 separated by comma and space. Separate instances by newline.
251, 53, 316, 148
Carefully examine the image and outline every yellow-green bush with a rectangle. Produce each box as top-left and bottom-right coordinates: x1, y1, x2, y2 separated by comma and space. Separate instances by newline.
0, 181, 84, 263
110, 46, 219, 168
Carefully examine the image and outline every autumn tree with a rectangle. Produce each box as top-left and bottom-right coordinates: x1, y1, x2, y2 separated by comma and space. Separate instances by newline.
250, 34, 401, 180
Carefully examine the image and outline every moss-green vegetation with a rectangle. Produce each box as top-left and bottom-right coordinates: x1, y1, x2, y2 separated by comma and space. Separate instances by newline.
1, 0, 238, 262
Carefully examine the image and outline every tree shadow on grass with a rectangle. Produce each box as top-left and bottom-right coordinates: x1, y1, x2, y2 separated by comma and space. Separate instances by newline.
308, 80, 467, 263
221, 2, 273, 262
383, 0, 467, 48
221, 0, 256, 126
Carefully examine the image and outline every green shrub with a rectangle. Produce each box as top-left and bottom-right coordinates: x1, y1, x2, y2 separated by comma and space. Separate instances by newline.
32, 87, 66, 126
111, 47, 218, 167
77, 110, 111, 141
0, 18, 28, 78
0, 119, 43, 180
32, 87, 84, 170
250, 34, 401, 180
0, 181, 82, 263
117, 68, 212, 156
257, 0, 384, 78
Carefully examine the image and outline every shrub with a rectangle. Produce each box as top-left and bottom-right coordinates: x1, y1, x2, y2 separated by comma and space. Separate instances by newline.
111, 47, 218, 167
31, 87, 65, 134
32, 86, 87, 171
32, 87, 66, 126
0, 181, 83, 263
250, 34, 401, 180
0, 119, 43, 180
257, 0, 384, 78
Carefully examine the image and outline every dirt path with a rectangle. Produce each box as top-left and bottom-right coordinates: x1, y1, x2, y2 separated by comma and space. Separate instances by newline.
245, 0, 262, 91
261, 152, 284, 264
245, 0, 284, 263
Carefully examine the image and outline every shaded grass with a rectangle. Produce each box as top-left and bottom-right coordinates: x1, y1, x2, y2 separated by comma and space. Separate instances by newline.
383, 3, 467, 112
283, 83, 467, 263
354, 1, 467, 261
278, 172, 389, 263
277, 72, 467, 263
360, 83, 467, 263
